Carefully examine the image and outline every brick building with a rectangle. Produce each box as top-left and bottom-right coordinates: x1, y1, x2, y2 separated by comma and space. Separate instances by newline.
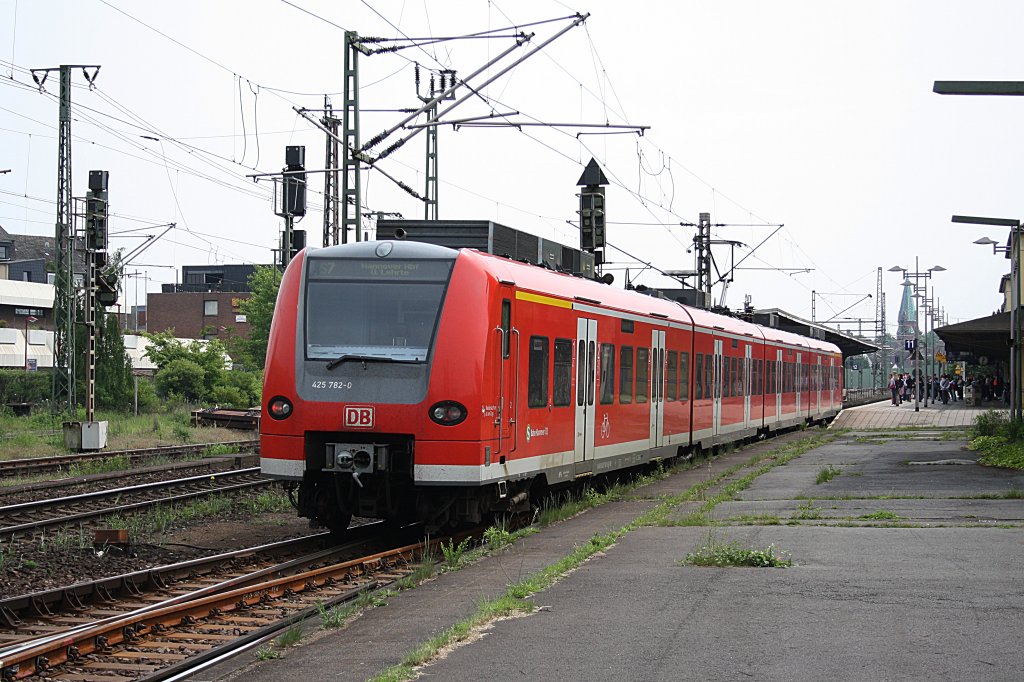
145, 263, 273, 340
146, 291, 251, 340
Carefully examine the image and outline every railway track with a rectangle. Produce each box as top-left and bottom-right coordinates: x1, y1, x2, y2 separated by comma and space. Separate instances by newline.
0, 526, 437, 682
0, 468, 273, 541
0, 440, 260, 480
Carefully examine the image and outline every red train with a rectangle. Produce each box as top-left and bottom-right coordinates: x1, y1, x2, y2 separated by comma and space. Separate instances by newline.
260, 239, 842, 530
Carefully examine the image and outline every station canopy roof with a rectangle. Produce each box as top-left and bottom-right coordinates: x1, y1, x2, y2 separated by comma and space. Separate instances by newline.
752, 308, 883, 358
934, 310, 1013, 364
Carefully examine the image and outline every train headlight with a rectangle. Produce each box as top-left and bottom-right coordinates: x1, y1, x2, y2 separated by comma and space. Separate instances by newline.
429, 401, 467, 426
267, 396, 293, 420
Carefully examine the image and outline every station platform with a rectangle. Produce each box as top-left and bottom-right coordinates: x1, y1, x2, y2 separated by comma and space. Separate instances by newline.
198, 423, 1024, 682
832, 396, 1005, 429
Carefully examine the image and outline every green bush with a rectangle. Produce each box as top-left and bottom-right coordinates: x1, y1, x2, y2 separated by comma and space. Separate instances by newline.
0, 369, 51, 404
134, 377, 161, 413
971, 410, 1010, 438
155, 359, 206, 402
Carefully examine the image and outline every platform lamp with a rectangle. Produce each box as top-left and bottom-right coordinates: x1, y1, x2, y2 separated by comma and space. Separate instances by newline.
955, 214, 1023, 421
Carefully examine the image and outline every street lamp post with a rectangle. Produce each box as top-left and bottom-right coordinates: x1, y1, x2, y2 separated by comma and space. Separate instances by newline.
953, 214, 1022, 421
934, 80, 1024, 420
23, 316, 38, 370
889, 259, 945, 412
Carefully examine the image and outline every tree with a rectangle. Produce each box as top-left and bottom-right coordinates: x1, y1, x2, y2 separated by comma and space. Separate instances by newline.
74, 300, 134, 411
144, 330, 230, 402
233, 265, 281, 370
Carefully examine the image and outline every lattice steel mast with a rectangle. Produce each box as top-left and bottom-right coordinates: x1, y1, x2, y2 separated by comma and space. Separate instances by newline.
31, 64, 100, 417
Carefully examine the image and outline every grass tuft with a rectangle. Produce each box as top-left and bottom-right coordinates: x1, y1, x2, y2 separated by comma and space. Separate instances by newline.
684, 531, 792, 568
815, 465, 841, 484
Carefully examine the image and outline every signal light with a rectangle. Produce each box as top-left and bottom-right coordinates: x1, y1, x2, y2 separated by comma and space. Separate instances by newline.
96, 269, 118, 307
268, 396, 293, 420
429, 401, 466, 426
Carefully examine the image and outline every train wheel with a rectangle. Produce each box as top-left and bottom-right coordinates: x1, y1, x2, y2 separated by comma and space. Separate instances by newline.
325, 512, 353, 534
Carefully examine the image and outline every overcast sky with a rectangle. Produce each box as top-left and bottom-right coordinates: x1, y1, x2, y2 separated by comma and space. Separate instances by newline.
1, 1, 1021, 334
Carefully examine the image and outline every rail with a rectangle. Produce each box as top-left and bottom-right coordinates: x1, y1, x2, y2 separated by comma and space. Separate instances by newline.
0, 440, 259, 478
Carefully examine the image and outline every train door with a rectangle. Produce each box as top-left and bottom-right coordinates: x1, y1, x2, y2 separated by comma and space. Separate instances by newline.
743, 344, 752, 429
712, 339, 723, 439
495, 291, 518, 456
650, 329, 666, 448
574, 318, 597, 465
775, 349, 783, 424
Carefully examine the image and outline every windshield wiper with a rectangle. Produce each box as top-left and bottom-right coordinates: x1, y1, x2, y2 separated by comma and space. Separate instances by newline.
325, 354, 420, 371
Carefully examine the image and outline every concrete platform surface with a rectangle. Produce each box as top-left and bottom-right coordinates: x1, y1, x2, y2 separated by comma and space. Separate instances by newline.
832, 398, 1005, 430
202, 429, 1024, 682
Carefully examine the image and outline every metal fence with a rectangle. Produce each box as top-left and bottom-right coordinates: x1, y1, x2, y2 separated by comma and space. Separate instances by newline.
843, 387, 889, 406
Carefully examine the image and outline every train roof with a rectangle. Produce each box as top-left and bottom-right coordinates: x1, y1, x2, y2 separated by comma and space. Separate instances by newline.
461, 248, 840, 355
303, 241, 840, 355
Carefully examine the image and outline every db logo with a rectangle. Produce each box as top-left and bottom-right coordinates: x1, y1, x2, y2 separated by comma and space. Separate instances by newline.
344, 406, 374, 428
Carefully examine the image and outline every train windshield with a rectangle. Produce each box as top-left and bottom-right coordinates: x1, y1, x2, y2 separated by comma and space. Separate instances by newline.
304, 257, 455, 364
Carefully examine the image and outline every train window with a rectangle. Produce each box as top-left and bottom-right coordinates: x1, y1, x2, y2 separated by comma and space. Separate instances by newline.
599, 344, 616, 405
733, 357, 740, 396
636, 347, 649, 404
528, 336, 549, 408
588, 340, 596, 406
705, 355, 714, 400
621, 319, 634, 334
501, 300, 511, 359
758, 359, 764, 395
680, 352, 690, 401
619, 346, 634, 404
577, 341, 586, 407
304, 257, 455, 363
731, 339, 738, 349
695, 353, 704, 400
653, 349, 663, 403
723, 356, 731, 398
553, 339, 572, 407
666, 352, 678, 401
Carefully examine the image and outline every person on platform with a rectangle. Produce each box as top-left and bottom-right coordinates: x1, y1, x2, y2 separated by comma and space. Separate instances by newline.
939, 375, 950, 405
889, 373, 900, 406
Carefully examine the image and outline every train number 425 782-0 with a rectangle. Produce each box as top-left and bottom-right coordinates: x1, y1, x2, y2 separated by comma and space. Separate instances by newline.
310, 380, 353, 390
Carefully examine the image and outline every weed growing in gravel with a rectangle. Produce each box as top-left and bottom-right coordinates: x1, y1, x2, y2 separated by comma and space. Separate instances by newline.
239, 491, 290, 514
202, 443, 238, 457
858, 510, 901, 521
256, 645, 280, 660
723, 514, 781, 525
105, 493, 248, 540
440, 537, 472, 569
277, 625, 303, 648
815, 465, 841, 485
683, 530, 793, 568
793, 500, 822, 520
173, 424, 192, 443
483, 521, 514, 550
66, 455, 131, 478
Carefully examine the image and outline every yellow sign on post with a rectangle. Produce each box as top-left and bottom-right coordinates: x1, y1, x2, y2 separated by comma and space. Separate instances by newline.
935, 352, 946, 363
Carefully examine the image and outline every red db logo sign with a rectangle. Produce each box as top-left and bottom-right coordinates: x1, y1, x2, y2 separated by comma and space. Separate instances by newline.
344, 406, 374, 428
